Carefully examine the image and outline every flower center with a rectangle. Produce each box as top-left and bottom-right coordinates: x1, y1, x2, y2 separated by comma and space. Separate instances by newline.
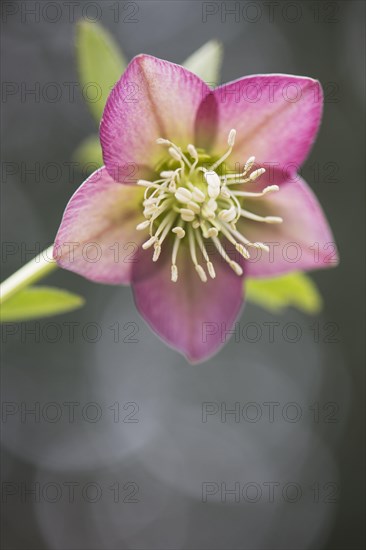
136, 129, 283, 283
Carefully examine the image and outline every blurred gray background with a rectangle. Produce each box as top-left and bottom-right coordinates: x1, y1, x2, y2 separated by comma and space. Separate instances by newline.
1, 1, 365, 549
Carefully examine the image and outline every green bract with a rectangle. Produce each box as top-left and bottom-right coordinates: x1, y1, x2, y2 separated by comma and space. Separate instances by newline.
245, 272, 322, 314
0, 287, 84, 322
182, 40, 223, 85
76, 20, 127, 122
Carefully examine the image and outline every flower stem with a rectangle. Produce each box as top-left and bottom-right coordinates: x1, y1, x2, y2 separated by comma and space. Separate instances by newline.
0, 245, 58, 304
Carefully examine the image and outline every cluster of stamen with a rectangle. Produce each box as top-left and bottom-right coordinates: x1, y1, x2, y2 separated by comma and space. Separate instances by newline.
136, 129, 283, 283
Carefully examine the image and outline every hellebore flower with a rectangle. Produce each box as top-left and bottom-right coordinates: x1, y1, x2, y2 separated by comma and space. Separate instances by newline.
54, 55, 337, 362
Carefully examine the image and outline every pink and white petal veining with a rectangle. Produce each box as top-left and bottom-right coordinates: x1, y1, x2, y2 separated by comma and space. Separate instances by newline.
100, 54, 212, 182
237, 172, 338, 277
53, 167, 145, 284
131, 245, 244, 363
211, 74, 323, 169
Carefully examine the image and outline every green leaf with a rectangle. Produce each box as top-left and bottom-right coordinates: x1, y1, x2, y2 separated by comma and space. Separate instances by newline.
76, 21, 127, 122
182, 40, 223, 86
245, 272, 323, 314
0, 287, 85, 322
74, 134, 103, 170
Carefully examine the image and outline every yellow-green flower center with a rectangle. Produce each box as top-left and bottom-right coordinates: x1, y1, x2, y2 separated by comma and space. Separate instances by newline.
136, 129, 283, 283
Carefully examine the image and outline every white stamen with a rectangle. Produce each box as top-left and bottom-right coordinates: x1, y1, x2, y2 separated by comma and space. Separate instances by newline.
195, 265, 207, 282
205, 171, 221, 200
157, 139, 193, 169
208, 185, 220, 199
220, 186, 231, 199
209, 129, 236, 171
207, 227, 218, 238
264, 216, 283, 223
191, 187, 206, 203
202, 209, 215, 221
249, 168, 266, 181
155, 212, 176, 242
202, 199, 218, 220
136, 220, 150, 230
240, 209, 283, 224
251, 242, 270, 252
213, 220, 251, 260
143, 197, 159, 206
220, 164, 260, 186
180, 208, 195, 222
169, 147, 182, 161
207, 262, 216, 278
171, 264, 178, 282
205, 171, 221, 189
211, 236, 243, 276
187, 201, 201, 214
148, 199, 174, 222
225, 188, 241, 220
207, 198, 218, 212
153, 244, 161, 262
218, 206, 237, 223
188, 227, 207, 282
175, 187, 193, 203
172, 226, 185, 239
143, 205, 157, 217
228, 128, 236, 147
244, 156, 256, 173
232, 185, 279, 198
195, 231, 216, 279
171, 225, 183, 282
222, 223, 259, 250
235, 243, 251, 260
219, 156, 256, 182
142, 236, 157, 250
187, 144, 198, 160
229, 261, 243, 276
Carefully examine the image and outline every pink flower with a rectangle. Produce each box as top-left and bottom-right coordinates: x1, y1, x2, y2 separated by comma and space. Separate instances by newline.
54, 55, 338, 362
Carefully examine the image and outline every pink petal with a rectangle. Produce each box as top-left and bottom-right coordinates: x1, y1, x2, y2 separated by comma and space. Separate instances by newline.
53, 167, 144, 284
211, 74, 323, 170
237, 172, 338, 277
131, 245, 244, 363
194, 91, 219, 150
100, 54, 211, 182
